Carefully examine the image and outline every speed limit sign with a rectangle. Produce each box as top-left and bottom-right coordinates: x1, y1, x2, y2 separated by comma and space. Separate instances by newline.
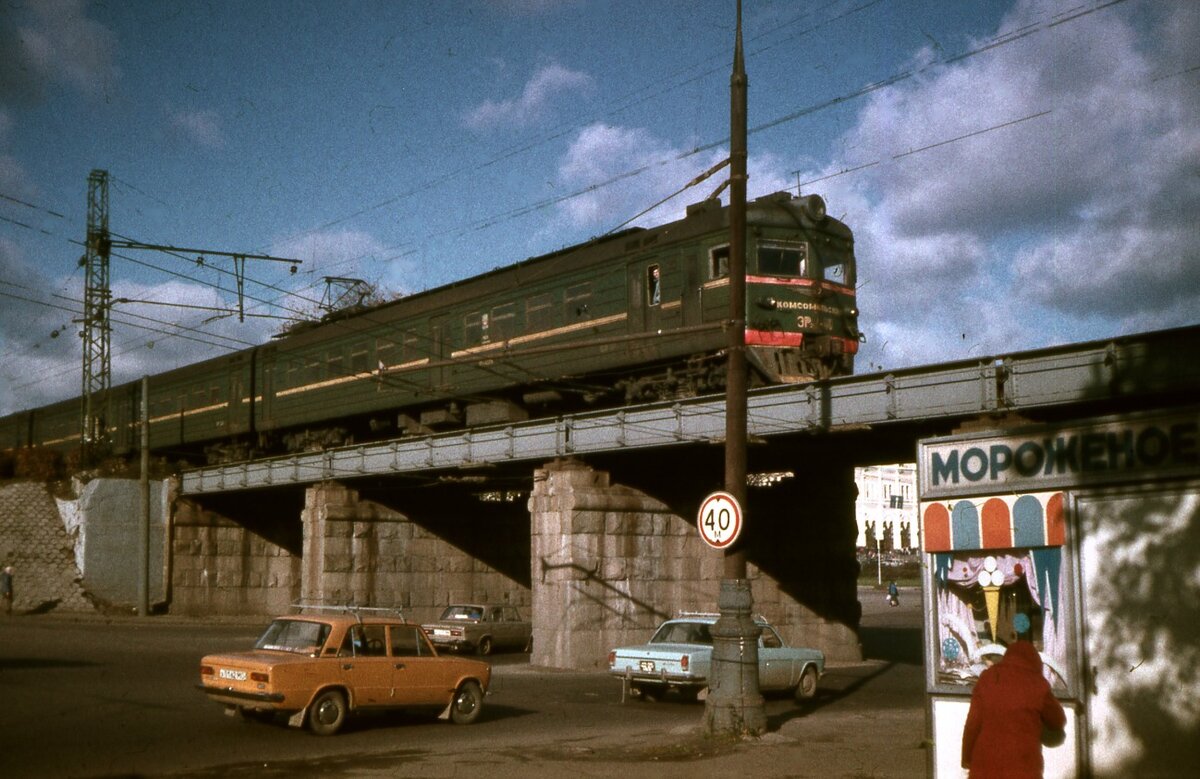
697, 491, 743, 549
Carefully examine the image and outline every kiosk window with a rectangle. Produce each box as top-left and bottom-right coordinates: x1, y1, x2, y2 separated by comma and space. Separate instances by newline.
930, 549, 1073, 694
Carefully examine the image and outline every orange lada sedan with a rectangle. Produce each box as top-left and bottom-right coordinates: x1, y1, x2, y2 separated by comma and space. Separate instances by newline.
198, 612, 491, 735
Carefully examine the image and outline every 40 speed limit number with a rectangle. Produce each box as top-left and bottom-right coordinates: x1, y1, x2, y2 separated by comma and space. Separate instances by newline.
697, 491, 743, 549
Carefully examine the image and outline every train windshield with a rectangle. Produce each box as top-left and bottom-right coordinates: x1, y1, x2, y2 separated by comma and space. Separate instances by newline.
757, 242, 808, 277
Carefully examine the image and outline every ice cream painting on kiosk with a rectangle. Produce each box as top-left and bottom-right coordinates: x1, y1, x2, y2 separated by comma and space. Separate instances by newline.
917, 408, 1200, 778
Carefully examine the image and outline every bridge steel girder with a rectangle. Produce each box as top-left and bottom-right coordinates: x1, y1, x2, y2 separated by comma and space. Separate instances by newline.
179, 325, 1200, 495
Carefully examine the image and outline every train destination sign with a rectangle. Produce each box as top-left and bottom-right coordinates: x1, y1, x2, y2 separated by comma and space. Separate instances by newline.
697, 491, 743, 549
919, 409, 1199, 498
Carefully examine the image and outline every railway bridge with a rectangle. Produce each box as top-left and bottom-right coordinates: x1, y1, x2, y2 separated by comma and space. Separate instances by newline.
110, 326, 1200, 667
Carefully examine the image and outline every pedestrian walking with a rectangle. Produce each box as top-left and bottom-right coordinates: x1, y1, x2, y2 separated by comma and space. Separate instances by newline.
887, 580, 899, 607
961, 639, 1066, 778
1, 566, 13, 616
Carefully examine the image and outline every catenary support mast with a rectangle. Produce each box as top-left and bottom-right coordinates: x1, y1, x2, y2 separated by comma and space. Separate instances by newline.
704, 0, 767, 736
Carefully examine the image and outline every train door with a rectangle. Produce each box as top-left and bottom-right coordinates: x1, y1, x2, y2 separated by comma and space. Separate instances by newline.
256, 345, 275, 439
627, 259, 662, 333
429, 315, 449, 392
224, 353, 249, 437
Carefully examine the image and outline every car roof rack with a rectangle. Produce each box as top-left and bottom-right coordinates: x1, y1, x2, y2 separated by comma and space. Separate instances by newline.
675, 610, 770, 623
289, 601, 407, 622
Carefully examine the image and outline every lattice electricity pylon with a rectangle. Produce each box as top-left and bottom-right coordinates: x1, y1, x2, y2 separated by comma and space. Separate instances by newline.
76, 169, 302, 456
81, 169, 112, 449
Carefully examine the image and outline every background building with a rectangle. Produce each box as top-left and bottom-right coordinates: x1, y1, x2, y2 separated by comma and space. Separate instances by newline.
855, 463, 917, 552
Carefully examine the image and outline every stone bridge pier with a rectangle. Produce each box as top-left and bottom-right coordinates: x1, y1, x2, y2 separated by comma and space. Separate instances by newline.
529, 458, 862, 670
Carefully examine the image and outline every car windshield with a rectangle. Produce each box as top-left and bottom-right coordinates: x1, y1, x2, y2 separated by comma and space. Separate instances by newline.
254, 619, 331, 654
650, 622, 713, 645
441, 606, 483, 620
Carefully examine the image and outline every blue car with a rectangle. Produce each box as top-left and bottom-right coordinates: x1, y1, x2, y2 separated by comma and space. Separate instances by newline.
607, 612, 824, 703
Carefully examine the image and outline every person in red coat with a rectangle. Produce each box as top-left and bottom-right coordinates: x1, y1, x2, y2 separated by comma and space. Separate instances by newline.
961, 640, 1067, 778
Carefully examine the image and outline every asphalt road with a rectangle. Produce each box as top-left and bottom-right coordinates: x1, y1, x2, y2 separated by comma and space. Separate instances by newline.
0, 586, 926, 778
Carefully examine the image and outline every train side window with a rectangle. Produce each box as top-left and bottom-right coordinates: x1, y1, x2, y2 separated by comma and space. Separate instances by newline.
824, 260, 849, 285
306, 355, 321, 382
491, 303, 516, 341
402, 330, 422, 360
464, 312, 487, 345
526, 293, 555, 332
758, 242, 808, 277
350, 345, 368, 374
327, 349, 344, 379
376, 338, 395, 369
646, 264, 661, 306
566, 282, 592, 318
709, 245, 730, 279
191, 387, 205, 409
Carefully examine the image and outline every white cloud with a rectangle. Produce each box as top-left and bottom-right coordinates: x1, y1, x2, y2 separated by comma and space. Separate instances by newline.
464, 63, 593, 130
0, 0, 119, 103
811, 0, 1200, 371
167, 108, 226, 150
551, 122, 795, 235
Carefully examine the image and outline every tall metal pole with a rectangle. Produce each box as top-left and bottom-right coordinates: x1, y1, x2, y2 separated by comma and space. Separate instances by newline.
704, 0, 766, 736
139, 376, 150, 617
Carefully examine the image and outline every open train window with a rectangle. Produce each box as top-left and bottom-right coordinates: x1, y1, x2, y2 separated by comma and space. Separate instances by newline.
758, 242, 808, 277
824, 260, 849, 285
566, 282, 592, 318
376, 338, 395, 369
709, 244, 730, 279
464, 311, 487, 345
647, 264, 661, 306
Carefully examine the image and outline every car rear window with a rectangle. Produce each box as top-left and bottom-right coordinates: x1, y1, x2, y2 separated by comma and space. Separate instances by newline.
650, 622, 713, 644
255, 619, 331, 654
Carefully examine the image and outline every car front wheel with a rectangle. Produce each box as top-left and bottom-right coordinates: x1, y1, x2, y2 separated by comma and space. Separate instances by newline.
450, 681, 484, 725
795, 666, 819, 701
308, 689, 347, 736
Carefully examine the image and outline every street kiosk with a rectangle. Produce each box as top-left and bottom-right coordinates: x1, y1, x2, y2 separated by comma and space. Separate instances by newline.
917, 408, 1199, 778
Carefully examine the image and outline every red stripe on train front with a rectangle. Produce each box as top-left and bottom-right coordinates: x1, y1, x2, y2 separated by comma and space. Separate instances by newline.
745, 330, 803, 346
744, 332, 861, 353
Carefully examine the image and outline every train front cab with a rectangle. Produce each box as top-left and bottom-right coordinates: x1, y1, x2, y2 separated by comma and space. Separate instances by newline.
917, 408, 1200, 778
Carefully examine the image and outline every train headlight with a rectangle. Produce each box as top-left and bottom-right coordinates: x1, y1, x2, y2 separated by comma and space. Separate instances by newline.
799, 194, 827, 223
756, 297, 778, 310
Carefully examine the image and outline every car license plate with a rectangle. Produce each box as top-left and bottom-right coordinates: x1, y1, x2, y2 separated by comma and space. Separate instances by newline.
433, 629, 449, 637
639, 660, 656, 673
219, 668, 247, 681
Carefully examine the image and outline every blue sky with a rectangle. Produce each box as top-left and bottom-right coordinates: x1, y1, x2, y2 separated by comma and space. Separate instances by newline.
1, 0, 1197, 416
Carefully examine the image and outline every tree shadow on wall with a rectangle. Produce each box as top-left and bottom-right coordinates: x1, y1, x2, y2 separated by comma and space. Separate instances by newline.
1081, 490, 1200, 778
